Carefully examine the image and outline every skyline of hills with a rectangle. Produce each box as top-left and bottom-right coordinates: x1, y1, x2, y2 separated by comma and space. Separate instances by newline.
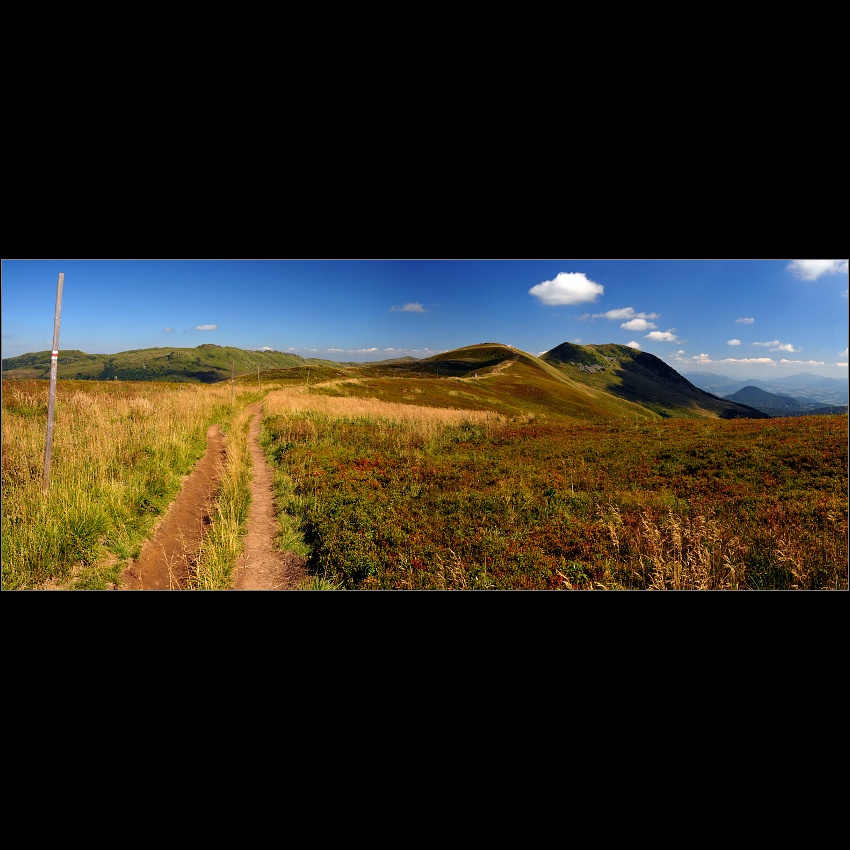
7, 340, 845, 421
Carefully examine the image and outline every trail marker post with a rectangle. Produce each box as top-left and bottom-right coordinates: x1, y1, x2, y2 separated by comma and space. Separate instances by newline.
43, 273, 64, 493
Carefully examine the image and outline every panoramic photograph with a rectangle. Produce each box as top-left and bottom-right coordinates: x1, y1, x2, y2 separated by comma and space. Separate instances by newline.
1, 258, 847, 590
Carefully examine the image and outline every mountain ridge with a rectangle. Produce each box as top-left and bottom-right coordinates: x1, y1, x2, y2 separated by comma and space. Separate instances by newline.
2, 341, 770, 420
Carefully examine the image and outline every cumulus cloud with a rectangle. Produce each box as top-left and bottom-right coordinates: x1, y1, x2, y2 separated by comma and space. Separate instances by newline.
752, 340, 801, 352
736, 317, 755, 324
645, 330, 681, 343
626, 340, 641, 349
787, 260, 849, 280
727, 339, 742, 346
779, 359, 825, 366
621, 318, 657, 331
390, 302, 426, 312
529, 272, 604, 305
196, 324, 217, 331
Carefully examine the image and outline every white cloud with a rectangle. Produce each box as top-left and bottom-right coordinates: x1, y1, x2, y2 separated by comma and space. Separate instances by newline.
840, 348, 849, 358
164, 327, 175, 332
683, 355, 776, 365
727, 339, 742, 346
593, 307, 660, 321
390, 302, 426, 312
621, 318, 657, 331
529, 272, 604, 305
196, 324, 217, 331
626, 340, 641, 349
787, 260, 849, 280
837, 362, 848, 368
645, 330, 681, 343
736, 317, 755, 324
752, 339, 800, 353
779, 359, 825, 366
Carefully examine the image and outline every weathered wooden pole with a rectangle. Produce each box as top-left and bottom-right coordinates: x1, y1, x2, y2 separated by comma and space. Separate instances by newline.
257, 366, 260, 390
231, 361, 235, 404
43, 273, 64, 493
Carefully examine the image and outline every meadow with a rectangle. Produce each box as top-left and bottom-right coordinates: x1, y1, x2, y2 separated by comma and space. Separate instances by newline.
260, 388, 848, 590
2, 377, 847, 590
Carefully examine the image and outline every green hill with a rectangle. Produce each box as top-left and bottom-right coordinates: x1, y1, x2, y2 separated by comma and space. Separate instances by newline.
308, 342, 764, 422
1, 344, 307, 383
541, 342, 768, 419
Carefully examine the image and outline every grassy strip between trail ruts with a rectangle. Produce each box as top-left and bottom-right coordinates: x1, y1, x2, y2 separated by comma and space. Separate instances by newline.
188, 406, 253, 590
259, 399, 848, 590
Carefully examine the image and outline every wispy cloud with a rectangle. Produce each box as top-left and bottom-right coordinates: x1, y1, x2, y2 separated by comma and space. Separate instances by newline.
735, 317, 755, 324
752, 339, 800, 353
592, 307, 660, 321
529, 272, 604, 306
196, 324, 218, 331
787, 259, 849, 280
727, 339, 742, 346
164, 327, 175, 332
390, 302, 426, 312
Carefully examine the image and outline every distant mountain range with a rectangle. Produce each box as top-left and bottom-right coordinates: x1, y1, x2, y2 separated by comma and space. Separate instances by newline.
3, 341, 774, 422
721, 385, 847, 417
684, 371, 848, 405
684, 371, 849, 410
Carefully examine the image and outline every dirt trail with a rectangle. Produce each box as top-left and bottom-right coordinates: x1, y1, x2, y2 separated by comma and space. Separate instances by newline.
232, 402, 308, 590
121, 403, 308, 590
122, 425, 225, 589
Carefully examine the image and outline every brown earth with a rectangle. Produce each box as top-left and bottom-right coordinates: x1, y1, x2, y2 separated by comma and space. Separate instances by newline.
121, 403, 308, 590
231, 402, 309, 590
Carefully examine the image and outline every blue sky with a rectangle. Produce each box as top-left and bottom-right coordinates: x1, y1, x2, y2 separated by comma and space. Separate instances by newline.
2, 259, 848, 379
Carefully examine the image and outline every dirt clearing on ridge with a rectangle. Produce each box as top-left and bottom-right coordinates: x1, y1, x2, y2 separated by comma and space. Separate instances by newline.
121, 403, 308, 590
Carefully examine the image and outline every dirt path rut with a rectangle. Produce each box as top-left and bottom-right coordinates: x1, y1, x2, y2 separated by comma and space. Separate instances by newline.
122, 425, 225, 589
232, 402, 308, 590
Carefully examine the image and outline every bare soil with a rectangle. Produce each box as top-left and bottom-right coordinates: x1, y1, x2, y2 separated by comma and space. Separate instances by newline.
121, 403, 308, 590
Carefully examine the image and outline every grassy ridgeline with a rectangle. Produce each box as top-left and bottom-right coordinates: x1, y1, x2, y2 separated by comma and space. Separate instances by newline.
259, 388, 848, 590
1, 380, 235, 589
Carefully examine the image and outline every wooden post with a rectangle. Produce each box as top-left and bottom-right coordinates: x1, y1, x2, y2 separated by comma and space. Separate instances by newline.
43, 273, 64, 493
306, 367, 310, 390
257, 366, 260, 390
231, 361, 235, 404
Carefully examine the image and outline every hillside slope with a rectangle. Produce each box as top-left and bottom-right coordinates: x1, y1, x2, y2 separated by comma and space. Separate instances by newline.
1, 344, 306, 383
311, 342, 766, 422
541, 342, 768, 419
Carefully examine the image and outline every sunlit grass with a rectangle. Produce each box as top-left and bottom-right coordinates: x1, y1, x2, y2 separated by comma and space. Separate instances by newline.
1, 379, 234, 589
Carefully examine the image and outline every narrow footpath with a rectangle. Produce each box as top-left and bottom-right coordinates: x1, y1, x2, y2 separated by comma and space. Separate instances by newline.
232, 402, 309, 590
122, 425, 225, 589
